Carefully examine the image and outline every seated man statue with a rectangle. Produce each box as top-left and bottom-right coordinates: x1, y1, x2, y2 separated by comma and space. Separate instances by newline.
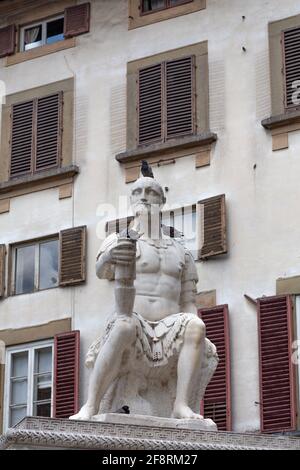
71, 167, 218, 422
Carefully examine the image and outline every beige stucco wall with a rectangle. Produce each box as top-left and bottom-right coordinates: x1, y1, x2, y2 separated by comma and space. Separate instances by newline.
1, 0, 300, 433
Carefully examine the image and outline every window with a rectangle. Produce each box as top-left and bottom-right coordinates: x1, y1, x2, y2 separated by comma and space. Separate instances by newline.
262, 14, 300, 149
4, 227, 86, 297
106, 195, 227, 261
141, 0, 192, 14
161, 204, 197, 257
13, 238, 59, 295
129, 0, 206, 30
119, 41, 215, 171
4, 341, 53, 428
10, 93, 63, 178
138, 56, 195, 145
0, 3, 90, 65
20, 15, 64, 52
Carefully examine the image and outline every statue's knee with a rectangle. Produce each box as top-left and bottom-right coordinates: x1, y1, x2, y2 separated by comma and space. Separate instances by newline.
186, 318, 206, 346
114, 317, 136, 342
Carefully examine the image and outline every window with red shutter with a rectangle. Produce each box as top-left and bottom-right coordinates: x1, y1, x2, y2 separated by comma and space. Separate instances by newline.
0, 25, 15, 58
199, 305, 231, 431
53, 331, 80, 419
64, 3, 90, 38
257, 295, 297, 433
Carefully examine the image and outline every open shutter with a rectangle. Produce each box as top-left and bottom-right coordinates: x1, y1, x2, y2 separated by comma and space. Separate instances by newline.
0, 245, 6, 299
138, 63, 163, 145
106, 216, 134, 236
166, 56, 195, 139
53, 330, 80, 418
0, 24, 15, 58
64, 3, 90, 38
59, 226, 86, 286
199, 305, 231, 431
283, 27, 300, 110
258, 295, 297, 432
10, 100, 34, 177
35, 93, 62, 171
199, 194, 227, 259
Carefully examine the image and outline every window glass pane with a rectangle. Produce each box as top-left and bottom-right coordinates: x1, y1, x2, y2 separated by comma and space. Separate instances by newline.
142, 0, 166, 12
170, 0, 191, 5
11, 379, 28, 405
11, 351, 28, 378
35, 347, 52, 374
182, 206, 197, 257
46, 17, 64, 45
10, 406, 27, 426
24, 24, 42, 51
34, 402, 51, 417
15, 245, 35, 295
39, 240, 59, 290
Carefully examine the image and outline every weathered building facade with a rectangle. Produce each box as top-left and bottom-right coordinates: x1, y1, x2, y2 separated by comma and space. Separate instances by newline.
0, 0, 300, 438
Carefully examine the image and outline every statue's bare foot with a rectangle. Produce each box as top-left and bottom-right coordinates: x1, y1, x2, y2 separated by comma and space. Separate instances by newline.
69, 404, 96, 421
172, 404, 204, 420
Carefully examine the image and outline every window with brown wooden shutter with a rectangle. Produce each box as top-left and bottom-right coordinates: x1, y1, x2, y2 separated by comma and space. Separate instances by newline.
59, 226, 87, 286
10, 93, 62, 178
138, 64, 163, 145
283, 26, 300, 110
138, 56, 195, 145
257, 295, 297, 433
0, 244, 6, 299
53, 330, 80, 418
64, 3, 90, 38
199, 305, 231, 431
36, 93, 62, 171
10, 100, 34, 177
166, 56, 195, 139
0, 24, 15, 58
198, 194, 227, 260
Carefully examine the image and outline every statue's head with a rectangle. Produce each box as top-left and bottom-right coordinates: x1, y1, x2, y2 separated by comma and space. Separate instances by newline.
130, 176, 166, 218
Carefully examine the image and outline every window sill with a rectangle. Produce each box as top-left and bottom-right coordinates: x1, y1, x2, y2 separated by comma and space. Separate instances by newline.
116, 132, 217, 183
0, 165, 79, 201
261, 109, 300, 130
129, 0, 206, 30
116, 132, 217, 163
261, 110, 300, 151
5, 37, 76, 66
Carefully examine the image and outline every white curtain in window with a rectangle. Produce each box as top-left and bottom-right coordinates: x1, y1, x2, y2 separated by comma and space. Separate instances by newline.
24, 27, 40, 45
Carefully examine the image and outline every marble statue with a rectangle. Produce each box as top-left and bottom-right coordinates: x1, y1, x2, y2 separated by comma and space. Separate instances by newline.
71, 169, 218, 423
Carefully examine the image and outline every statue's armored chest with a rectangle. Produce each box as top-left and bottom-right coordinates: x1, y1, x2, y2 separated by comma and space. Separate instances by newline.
136, 239, 185, 277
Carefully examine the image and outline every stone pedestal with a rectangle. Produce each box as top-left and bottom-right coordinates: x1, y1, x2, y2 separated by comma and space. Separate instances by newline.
1, 416, 300, 450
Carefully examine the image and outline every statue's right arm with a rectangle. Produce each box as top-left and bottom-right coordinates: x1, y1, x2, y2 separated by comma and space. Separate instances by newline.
95, 233, 119, 281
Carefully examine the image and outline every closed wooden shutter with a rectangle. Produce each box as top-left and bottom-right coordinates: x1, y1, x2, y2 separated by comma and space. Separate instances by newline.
166, 56, 195, 139
10, 100, 34, 177
138, 63, 163, 145
283, 27, 300, 110
0, 24, 15, 58
53, 330, 80, 418
199, 194, 227, 259
0, 245, 6, 299
64, 3, 90, 38
258, 295, 297, 432
106, 216, 134, 236
199, 305, 231, 431
59, 226, 87, 286
35, 93, 62, 171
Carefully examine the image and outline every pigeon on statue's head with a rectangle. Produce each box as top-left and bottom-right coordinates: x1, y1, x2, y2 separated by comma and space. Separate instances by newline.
141, 160, 154, 178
